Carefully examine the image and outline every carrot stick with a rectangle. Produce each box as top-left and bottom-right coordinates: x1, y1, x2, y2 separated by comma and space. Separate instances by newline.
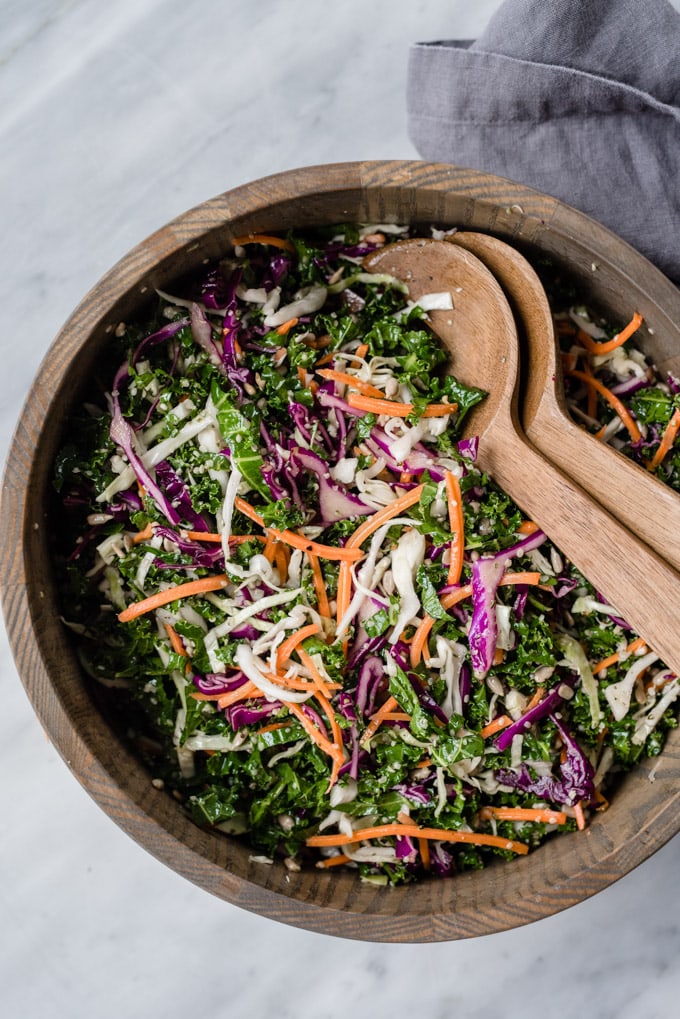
647, 406, 680, 471
276, 623, 322, 670
409, 584, 473, 668
346, 485, 425, 549
591, 636, 648, 675
181, 532, 266, 545
418, 837, 431, 870
256, 721, 291, 735
498, 572, 544, 587
335, 560, 352, 642
409, 572, 544, 669
262, 533, 277, 563
525, 686, 545, 712
308, 686, 344, 766
576, 311, 643, 356
296, 648, 336, 697
316, 854, 352, 868
316, 368, 385, 399
361, 695, 401, 743
276, 317, 299, 335
216, 681, 264, 709
479, 806, 568, 825
272, 543, 288, 584
313, 350, 337, 368
231, 233, 295, 252
566, 370, 642, 443
346, 392, 457, 418
306, 823, 529, 855
355, 343, 369, 359
480, 715, 513, 739
132, 523, 155, 544
580, 356, 599, 420
573, 801, 587, 831
234, 497, 363, 562
445, 471, 464, 585
118, 574, 230, 623
287, 702, 344, 776
307, 551, 332, 620
164, 623, 187, 657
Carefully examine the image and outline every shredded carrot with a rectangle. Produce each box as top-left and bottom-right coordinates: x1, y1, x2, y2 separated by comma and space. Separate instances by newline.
591, 636, 648, 675
409, 571, 545, 669
309, 686, 345, 769
256, 721, 291, 736
362, 695, 400, 743
409, 584, 473, 668
276, 623, 322, 670
316, 368, 385, 399
313, 350, 337, 368
188, 532, 267, 546
479, 806, 568, 825
118, 574, 230, 623
418, 837, 431, 870
492, 647, 506, 666
234, 496, 363, 562
573, 800, 587, 831
232, 233, 295, 252
647, 406, 680, 471
132, 523, 155, 544
480, 714, 513, 739
346, 485, 425, 550
445, 471, 465, 585
262, 533, 277, 563
517, 520, 539, 535
276, 317, 299, 336
164, 623, 187, 658
415, 758, 433, 769
306, 551, 331, 620
263, 669, 333, 693
316, 854, 352, 868
306, 823, 529, 855
287, 702, 344, 786
525, 686, 545, 712
566, 369, 642, 443
498, 571, 544, 588
580, 356, 599, 419
576, 311, 643, 356
354, 343, 369, 359
346, 392, 457, 418
273, 542, 290, 584
216, 681, 264, 710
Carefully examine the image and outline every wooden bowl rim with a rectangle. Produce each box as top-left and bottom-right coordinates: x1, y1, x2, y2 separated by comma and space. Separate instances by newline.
3, 160, 680, 943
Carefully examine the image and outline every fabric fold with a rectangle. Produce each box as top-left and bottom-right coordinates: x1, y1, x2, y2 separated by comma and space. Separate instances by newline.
407, 0, 680, 283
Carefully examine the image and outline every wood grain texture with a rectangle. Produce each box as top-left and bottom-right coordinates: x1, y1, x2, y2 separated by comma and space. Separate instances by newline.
449, 231, 680, 574
3, 161, 680, 942
365, 237, 680, 677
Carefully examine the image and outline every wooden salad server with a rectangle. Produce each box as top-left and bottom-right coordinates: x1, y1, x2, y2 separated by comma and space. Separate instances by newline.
449, 230, 680, 574
364, 238, 680, 677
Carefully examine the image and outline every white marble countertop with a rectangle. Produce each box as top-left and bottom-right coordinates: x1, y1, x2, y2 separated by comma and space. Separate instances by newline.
3, 2, 680, 1016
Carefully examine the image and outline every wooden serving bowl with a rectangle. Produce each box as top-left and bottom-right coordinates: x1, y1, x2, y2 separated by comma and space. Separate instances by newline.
3, 161, 680, 943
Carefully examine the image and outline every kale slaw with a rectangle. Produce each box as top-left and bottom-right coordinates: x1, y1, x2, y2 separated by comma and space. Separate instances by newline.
54, 225, 679, 885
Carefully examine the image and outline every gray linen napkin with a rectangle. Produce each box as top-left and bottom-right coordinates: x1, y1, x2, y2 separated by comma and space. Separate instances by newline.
407, 0, 680, 283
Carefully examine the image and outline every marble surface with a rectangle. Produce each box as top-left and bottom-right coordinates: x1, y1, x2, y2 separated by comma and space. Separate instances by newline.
2, 2, 680, 1016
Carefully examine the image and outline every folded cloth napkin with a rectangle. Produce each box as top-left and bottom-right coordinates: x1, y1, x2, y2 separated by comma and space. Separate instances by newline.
407, 0, 680, 284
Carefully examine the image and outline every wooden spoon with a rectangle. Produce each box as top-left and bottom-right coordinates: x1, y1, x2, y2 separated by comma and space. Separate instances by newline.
448, 230, 680, 574
363, 237, 680, 676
